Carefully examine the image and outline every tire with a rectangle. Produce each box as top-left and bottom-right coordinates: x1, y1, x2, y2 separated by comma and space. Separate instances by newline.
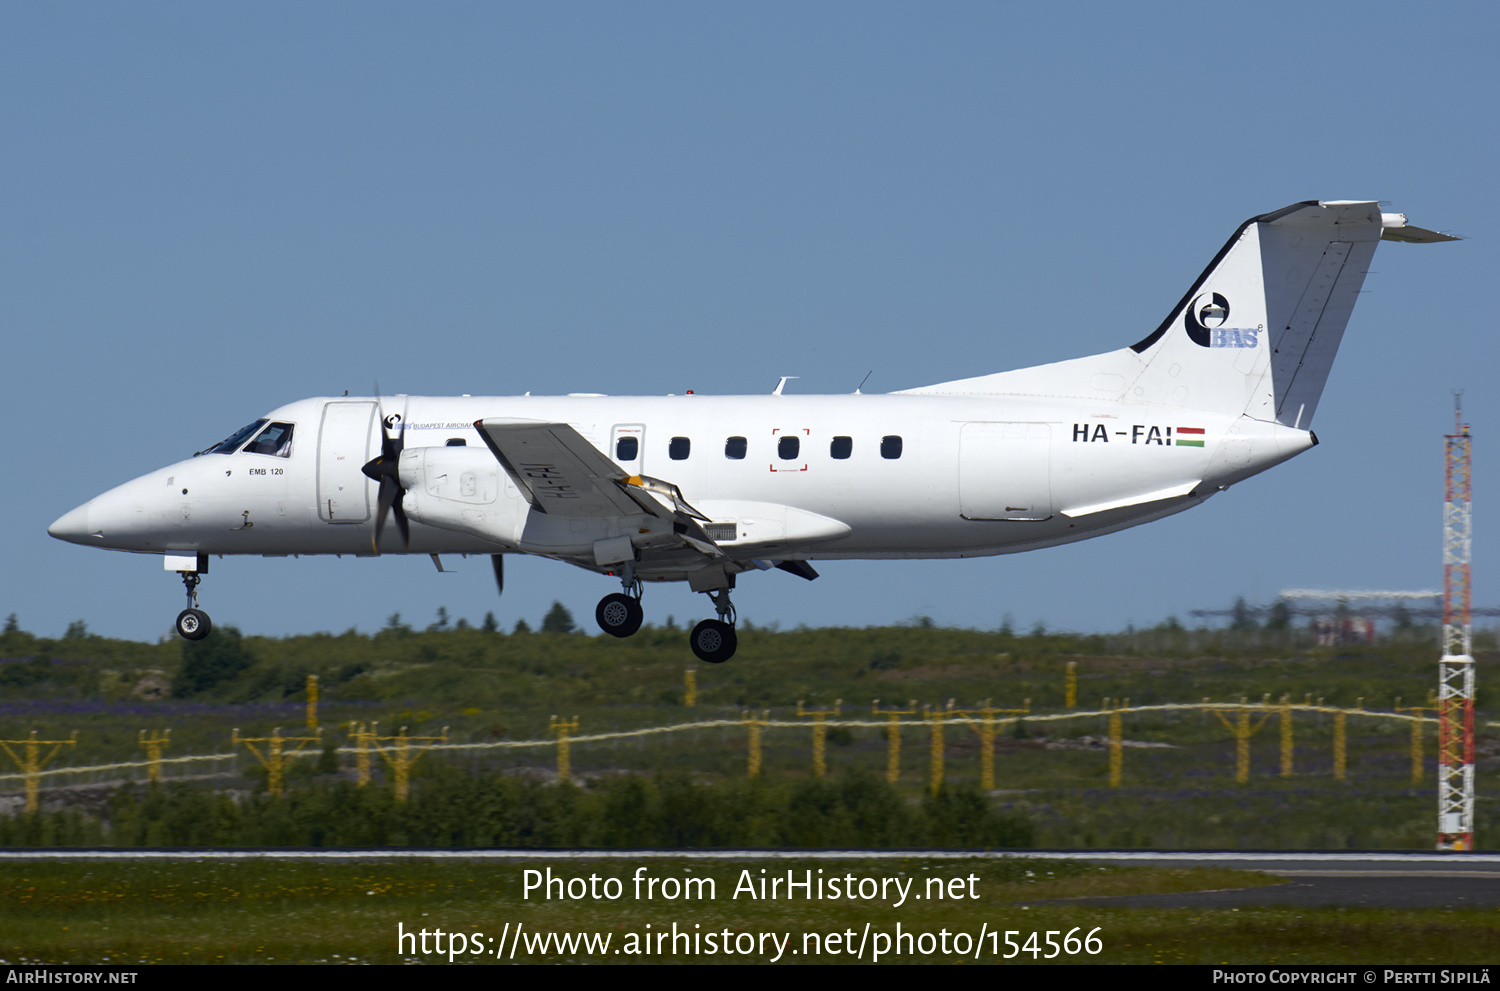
176, 608, 211, 641
595, 593, 643, 638
689, 619, 737, 663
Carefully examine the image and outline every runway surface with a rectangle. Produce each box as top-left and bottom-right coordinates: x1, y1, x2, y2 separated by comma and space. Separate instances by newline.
0, 848, 1496, 909
1033, 852, 1500, 909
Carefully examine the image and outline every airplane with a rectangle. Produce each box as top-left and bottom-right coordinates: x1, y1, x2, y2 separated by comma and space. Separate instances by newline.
49, 200, 1455, 663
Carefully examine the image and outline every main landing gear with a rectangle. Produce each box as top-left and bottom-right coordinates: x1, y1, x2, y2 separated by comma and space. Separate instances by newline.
595, 564, 645, 639
595, 592, 644, 638
592, 565, 739, 663
689, 587, 737, 664
175, 570, 212, 641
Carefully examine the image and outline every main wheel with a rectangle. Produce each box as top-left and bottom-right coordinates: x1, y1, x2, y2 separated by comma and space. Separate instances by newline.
176, 608, 211, 641
595, 592, 644, 638
689, 619, 737, 663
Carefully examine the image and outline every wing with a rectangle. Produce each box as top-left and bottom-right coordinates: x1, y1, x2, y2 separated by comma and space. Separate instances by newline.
475, 418, 651, 518
474, 418, 723, 560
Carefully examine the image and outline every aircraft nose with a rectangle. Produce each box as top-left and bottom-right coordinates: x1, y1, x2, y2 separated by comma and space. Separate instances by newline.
48, 502, 96, 545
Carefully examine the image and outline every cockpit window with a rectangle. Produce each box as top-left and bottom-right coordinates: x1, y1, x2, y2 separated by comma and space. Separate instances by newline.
198, 420, 267, 456
243, 422, 295, 458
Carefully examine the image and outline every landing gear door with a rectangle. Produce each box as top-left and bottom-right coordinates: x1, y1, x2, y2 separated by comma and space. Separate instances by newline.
318, 401, 377, 523
610, 423, 645, 476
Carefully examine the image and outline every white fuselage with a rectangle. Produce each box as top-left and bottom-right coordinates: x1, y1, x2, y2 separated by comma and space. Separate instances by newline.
53, 391, 1313, 579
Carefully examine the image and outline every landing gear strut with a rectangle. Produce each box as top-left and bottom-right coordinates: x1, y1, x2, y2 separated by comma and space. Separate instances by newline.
689, 586, 737, 664
175, 571, 211, 641
595, 564, 644, 638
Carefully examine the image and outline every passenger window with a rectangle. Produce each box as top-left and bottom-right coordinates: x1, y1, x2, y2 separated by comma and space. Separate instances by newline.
616, 437, 639, 461
446, 438, 467, 447
244, 422, 295, 458
881, 435, 903, 459
725, 436, 747, 460
830, 436, 852, 460
669, 437, 691, 460
778, 435, 800, 460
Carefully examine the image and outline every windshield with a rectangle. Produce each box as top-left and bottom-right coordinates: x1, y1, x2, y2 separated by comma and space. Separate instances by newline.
197, 420, 267, 456
243, 422, 294, 458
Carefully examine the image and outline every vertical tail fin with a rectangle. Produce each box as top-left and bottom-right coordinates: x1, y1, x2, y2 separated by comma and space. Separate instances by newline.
1129, 200, 1392, 428
906, 201, 1453, 426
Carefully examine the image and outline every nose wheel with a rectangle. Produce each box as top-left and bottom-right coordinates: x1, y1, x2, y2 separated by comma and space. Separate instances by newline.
175, 571, 212, 641
176, 608, 211, 640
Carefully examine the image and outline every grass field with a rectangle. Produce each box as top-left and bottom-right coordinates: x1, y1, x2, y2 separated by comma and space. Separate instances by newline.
3, 695, 1494, 850
6, 855, 1493, 966
3, 621, 1497, 966
0, 623, 1494, 851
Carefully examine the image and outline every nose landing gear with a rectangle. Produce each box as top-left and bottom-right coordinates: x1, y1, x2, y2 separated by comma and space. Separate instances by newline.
175, 570, 212, 641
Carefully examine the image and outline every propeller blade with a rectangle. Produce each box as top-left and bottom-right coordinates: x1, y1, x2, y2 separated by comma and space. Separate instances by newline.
364, 396, 409, 553
392, 492, 410, 548
372, 473, 395, 532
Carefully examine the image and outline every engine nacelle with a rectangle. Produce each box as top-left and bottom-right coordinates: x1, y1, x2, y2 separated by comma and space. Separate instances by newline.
397, 446, 527, 547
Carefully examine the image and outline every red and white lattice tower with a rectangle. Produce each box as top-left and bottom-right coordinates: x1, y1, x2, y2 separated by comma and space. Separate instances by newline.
1437, 394, 1475, 851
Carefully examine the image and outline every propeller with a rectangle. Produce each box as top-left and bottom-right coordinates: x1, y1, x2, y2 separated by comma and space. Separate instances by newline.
361, 400, 409, 553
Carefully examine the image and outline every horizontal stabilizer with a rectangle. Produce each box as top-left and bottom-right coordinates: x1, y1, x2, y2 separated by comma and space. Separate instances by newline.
1381, 225, 1460, 243
1378, 209, 1461, 244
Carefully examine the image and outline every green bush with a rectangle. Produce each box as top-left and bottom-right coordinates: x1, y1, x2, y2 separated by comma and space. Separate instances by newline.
173, 626, 254, 697
0, 770, 1034, 850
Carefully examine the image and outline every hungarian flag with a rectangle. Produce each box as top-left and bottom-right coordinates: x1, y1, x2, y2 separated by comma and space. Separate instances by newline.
1176, 427, 1205, 448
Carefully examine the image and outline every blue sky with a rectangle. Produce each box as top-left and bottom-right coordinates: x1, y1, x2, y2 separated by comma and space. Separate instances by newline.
6, 2, 1496, 641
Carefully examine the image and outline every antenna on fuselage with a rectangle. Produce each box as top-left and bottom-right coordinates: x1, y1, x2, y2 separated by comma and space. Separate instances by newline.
854, 370, 873, 395
773, 376, 798, 396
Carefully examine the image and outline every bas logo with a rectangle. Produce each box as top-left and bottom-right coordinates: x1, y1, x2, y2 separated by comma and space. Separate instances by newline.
1184, 292, 1260, 348
1184, 291, 1228, 347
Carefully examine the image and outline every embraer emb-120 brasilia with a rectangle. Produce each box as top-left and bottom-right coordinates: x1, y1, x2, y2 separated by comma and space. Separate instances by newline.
51, 201, 1455, 662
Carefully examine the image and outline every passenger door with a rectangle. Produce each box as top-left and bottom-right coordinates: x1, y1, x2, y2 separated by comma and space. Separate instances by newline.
317, 401, 376, 522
